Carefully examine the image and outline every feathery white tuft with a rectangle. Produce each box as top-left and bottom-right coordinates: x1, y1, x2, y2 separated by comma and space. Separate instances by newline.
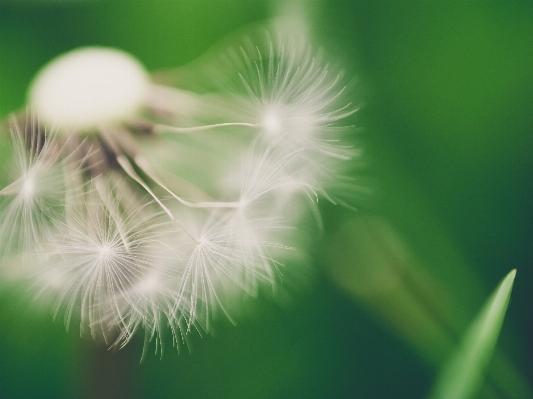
34, 184, 179, 344
0, 116, 73, 257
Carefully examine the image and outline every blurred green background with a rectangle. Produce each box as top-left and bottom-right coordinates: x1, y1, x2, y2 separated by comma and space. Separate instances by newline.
0, 1, 532, 398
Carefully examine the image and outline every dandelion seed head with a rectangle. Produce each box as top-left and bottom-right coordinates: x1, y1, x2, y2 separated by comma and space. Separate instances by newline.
29, 47, 149, 131
1, 27, 362, 353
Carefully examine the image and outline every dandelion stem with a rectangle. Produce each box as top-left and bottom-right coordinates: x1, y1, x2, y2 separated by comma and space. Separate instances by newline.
152, 122, 257, 134
116, 155, 173, 220
100, 126, 173, 217
0, 178, 23, 196
134, 155, 241, 209
99, 126, 199, 242
111, 122, 241, 205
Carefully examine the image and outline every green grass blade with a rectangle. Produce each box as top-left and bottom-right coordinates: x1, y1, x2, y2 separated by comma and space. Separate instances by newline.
428, 269, 517, 399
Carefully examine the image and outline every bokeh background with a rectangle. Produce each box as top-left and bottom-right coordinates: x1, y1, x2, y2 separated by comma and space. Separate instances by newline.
0, 1, 532, 398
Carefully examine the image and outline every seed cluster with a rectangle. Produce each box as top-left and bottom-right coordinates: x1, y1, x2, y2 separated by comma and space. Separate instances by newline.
0, 34, 359, 351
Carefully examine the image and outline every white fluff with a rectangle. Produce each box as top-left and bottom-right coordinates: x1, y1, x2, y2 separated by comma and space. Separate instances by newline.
29, 47, 149, 131
0, 32, 358, 352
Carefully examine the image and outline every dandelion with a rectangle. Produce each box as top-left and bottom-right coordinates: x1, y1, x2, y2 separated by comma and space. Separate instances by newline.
0, 31, 360, 351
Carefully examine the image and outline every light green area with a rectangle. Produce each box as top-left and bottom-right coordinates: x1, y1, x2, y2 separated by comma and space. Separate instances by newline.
429, 269, 517, 399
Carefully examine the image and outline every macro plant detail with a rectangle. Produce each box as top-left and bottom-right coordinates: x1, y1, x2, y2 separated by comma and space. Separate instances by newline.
0, 34, 358, 351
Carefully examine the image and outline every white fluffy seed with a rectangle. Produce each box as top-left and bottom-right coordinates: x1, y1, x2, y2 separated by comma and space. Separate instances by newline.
28, 47, 149, 131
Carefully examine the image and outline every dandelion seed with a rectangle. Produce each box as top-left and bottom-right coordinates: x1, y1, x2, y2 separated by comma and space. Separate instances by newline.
0, 115, 85, 258
35, 184, 183, 345
170, 208, 290, 331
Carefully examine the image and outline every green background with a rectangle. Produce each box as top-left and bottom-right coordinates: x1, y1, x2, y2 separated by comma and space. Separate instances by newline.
0, 1, 532, 398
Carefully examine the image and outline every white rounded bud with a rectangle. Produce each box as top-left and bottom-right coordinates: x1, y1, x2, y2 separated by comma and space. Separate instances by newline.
28, 47, 149, 131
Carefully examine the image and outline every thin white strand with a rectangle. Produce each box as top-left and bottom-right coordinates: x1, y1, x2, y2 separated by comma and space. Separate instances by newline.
153, 122, 257, 134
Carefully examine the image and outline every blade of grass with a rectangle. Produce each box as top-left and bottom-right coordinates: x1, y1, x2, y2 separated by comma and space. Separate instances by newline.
428, 269, 517, 399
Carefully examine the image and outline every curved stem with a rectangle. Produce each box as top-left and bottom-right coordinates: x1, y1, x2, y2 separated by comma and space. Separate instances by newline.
134, 155, 241, 209
153, 122, 257, 134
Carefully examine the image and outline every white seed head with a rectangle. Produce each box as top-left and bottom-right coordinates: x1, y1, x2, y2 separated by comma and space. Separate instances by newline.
0, 30, 360, 353
28, 47, 150, 131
